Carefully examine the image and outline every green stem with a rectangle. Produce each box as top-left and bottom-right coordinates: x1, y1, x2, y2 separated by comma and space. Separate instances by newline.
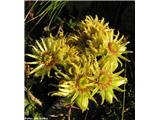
121, 61, 127, 120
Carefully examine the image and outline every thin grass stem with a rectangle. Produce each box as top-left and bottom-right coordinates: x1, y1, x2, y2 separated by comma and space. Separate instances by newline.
121, 59, 127, 120
25, 0, 38, 21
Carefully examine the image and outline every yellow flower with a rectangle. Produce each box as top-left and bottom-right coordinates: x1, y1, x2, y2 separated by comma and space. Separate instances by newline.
105, 29, 131, 63
91, 57, 127, 104
78, 15, 132, 60
80, 15, 109, 38
69, 15, 110, 55
51, 55, 96, 112
25, 34, 70, 80
97, 69, 127, 104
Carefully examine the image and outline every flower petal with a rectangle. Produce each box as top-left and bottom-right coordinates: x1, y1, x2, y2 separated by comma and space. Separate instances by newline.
36, 40, 44, 51
114, 87, 125, 92
114, 69, 124, 76
41, 38, 48, 51
29, 45, 40, 54
105, 88, 114, 104
25, 54, 38, 59
119, 55, 130, 62
76, 93, 89, 112
113, 31, 120, 42
99, 90, 105, 105
30, 64, 44, 75
112, 78, 127, 87
71, 91, 79, 103
25, 61, 39, 64
91, 87, 99, 96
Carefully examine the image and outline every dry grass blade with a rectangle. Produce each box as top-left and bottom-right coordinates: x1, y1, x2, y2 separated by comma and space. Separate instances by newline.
25, 87, 43, 107
25, 1, 67, 38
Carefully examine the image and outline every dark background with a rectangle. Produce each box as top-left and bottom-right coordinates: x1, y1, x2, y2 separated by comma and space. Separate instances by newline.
25, 1, 135, 120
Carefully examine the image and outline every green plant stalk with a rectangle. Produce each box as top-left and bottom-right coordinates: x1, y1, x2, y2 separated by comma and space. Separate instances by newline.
48, 1, 67, 28
121, 60, 127, 120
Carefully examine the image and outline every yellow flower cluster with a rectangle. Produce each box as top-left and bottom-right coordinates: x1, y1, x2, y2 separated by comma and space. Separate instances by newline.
26, 15, 131, 112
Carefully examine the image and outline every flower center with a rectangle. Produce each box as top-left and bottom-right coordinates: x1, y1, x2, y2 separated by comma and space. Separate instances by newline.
76, 76, 89, 93
108, 42, 119, 55
98, 70, 112, 90
99, 76, 112, 90
40, 51, 55, 67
